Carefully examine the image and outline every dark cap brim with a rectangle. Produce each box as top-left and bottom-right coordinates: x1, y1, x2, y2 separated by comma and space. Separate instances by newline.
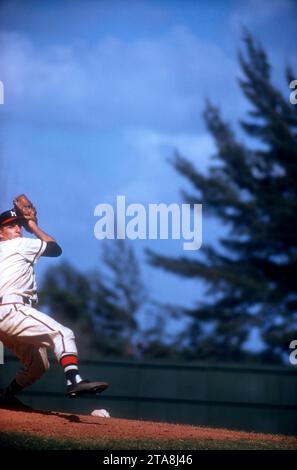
0, 216, 24, 226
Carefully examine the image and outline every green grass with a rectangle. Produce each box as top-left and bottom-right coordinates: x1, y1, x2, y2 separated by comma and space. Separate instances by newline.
0, 432, 295, 450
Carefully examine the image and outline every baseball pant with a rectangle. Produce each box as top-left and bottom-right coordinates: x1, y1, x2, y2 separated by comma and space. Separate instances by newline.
0, 303, 77, 388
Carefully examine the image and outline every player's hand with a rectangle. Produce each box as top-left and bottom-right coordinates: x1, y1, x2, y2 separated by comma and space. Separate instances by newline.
26, 219, 38, 232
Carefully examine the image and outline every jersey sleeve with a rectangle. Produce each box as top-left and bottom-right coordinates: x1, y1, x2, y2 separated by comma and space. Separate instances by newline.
17, 238, 47, 263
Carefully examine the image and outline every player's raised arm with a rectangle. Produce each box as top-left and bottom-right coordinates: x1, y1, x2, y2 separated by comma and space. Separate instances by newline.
27, 220, 62, 257
26, 219, 58, 243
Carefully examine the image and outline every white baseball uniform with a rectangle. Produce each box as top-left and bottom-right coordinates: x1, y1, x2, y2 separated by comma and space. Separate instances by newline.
0, 236, 77, 388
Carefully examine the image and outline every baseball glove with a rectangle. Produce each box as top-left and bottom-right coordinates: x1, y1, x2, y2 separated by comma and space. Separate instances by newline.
13, 194, 38, 232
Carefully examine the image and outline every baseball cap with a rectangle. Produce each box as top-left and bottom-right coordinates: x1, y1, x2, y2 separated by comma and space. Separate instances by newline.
0, 209, 23, 226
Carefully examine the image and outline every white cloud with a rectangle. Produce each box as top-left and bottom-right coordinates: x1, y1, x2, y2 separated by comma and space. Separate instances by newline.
114, 128, 215, 204
0, 27, 238, 131
125, 127, 215, 168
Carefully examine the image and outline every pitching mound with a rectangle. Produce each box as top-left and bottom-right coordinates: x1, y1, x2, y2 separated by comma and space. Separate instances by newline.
0, 409, 296, 450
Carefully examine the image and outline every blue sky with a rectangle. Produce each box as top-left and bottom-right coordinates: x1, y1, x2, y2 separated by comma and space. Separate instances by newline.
0, 0, 296, 345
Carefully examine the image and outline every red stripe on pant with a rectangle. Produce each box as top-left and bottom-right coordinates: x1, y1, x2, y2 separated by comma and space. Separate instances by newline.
60, 355, 78, 367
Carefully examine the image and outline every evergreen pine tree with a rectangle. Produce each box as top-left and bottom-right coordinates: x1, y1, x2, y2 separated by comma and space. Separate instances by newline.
92, 239, 146, 357
147, 32, 297, 363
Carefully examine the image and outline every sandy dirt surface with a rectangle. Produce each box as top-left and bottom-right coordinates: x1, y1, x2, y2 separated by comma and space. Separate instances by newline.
0, 408, 296, 448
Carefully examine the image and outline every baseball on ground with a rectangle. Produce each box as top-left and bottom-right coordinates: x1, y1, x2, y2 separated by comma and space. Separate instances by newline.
91, 409, 110, 418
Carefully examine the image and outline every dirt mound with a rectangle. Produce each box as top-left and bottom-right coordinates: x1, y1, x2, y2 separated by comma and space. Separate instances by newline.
0, 408, 296, 448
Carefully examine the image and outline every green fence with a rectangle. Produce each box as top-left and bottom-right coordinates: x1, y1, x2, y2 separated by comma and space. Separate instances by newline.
1, 354, 296, 435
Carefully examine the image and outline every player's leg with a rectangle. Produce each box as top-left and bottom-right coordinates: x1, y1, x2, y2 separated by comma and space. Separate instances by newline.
1, 304, 108, 396
0, 336, 49, 411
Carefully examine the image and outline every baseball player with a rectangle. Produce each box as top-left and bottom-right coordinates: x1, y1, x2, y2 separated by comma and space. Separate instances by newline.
0, 200, 108, 411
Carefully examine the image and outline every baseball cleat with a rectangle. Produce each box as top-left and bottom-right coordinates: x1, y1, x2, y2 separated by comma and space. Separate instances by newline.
66, 380, 109, 398
0, 391, 33, 412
